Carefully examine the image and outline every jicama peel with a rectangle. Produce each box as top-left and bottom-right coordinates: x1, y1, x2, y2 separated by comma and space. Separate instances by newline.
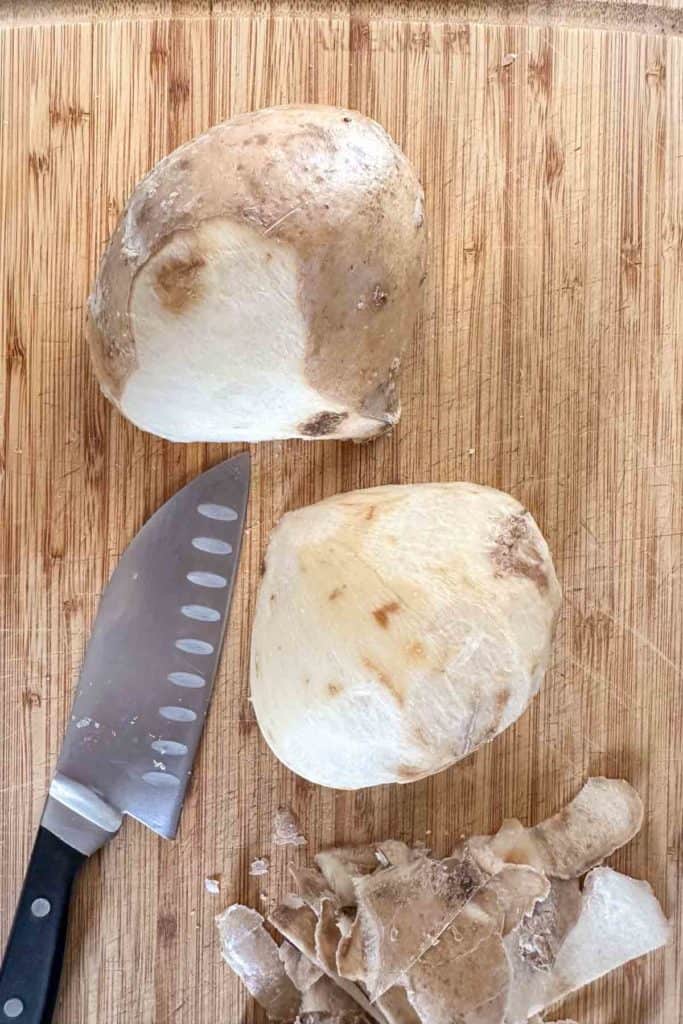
251, 483, 561, 789
217, 779, 668, 1024
88, 105, 426, 442
511, 867, 670, 1020
216, 904, 299, 1020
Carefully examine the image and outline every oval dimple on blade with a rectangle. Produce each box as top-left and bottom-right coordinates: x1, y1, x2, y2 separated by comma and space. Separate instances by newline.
181, 604, 221, 622
198, 503, 238, 521
168, 671, 206, 689
187, 570, 227, 589
175, 638, 214, 655
192, 537, 233, 555
55, 453, 250, 840
159, 706, 197, 723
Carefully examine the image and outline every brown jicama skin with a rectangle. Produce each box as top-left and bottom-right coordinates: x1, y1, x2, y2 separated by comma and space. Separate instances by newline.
217, 778, 667, 1024
269, 899, 319, 962
301, 976, 365, 1016
503, 879, 583, 1022
525, 778, 643, 878
316, 842, 416, 905
402, 892, 509, 1024
377, 987, 422, 1024
279, 940, 324, 993
350, 845, 494, 1000
472, 778, 643, 880
401, 867, 548, 1024
316, 898, 345, 974
290, 865, 336, 913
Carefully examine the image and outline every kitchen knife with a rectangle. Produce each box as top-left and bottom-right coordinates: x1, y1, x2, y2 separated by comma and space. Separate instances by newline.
0, 453, 250, 1023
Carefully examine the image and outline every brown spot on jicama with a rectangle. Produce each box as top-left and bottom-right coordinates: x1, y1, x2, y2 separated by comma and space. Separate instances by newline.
327, 682, 342, 698
155, 250, 206, 313
411, 723, 432, 748
364, 505, 376, 521
134, 192, 157, 230
362, 656, 403, 705
492, 511, 549, 592
296, 121, 335, 151
328, 587, 343, 600
396, 763, 428, 781
496, 686, 511, 712
299, 410, 348, 436
372, 601, 400, 629
406, 640, 426, 661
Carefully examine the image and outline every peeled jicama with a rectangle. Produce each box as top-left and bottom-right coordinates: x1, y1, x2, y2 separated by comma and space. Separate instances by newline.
88, 105, 426, 442
250, 483, 561, 789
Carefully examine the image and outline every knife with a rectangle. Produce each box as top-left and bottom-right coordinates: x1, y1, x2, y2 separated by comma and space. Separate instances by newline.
0, 453, 250, 1023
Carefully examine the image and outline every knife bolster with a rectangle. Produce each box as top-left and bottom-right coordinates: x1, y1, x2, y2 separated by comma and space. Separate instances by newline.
41, 773, 122, 855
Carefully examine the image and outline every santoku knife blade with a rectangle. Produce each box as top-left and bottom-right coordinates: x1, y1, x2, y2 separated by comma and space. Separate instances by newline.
0, 453, 250, 1024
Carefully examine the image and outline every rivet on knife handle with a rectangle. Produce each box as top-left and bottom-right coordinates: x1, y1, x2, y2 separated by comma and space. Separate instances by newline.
0, 829, 85, 1023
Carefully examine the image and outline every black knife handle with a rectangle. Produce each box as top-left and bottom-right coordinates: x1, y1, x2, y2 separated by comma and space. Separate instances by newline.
0, 827, 85, 1023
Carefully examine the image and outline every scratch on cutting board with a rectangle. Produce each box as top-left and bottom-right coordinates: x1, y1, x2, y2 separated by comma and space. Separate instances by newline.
603, 612, 680, 673
536, 732, 621, 776
562, 655, 630, 712
534, 735, 588, 776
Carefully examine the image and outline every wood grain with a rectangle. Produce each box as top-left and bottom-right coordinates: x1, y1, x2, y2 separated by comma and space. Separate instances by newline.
1, 3, 681, 1022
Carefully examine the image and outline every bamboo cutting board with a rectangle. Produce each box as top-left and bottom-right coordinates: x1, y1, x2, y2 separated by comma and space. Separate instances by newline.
1, 2, 682, 1022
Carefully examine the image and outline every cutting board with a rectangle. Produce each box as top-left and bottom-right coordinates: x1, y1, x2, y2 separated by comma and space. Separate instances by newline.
1, 2, 681, 1021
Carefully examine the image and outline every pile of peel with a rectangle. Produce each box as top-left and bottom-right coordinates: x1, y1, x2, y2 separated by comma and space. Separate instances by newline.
217, 779, 668, 1024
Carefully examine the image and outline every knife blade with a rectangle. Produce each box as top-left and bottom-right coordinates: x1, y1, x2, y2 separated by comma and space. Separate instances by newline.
0, 452, 250, 1023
